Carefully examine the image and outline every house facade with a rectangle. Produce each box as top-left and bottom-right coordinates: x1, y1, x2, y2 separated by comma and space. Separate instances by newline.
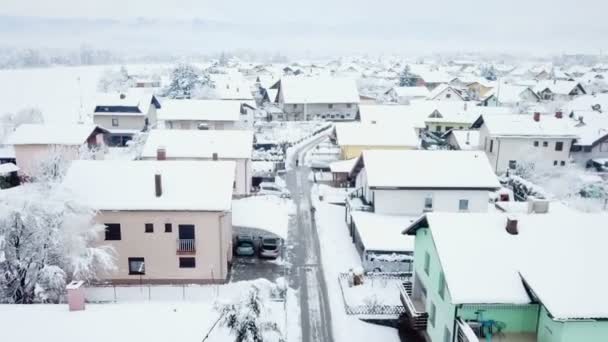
401, 212, 608, 342
271, 76, 360, 121
335, 123, 419, 160
348, 150, 500, 217
93, 91, 161, 146
63, 160, 236, 284
473, 114, 578, 174
155, 99, 245, 130
7, 124, 107, 177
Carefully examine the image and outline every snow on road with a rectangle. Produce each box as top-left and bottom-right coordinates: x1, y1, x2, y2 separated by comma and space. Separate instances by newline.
311, 185, 401, 342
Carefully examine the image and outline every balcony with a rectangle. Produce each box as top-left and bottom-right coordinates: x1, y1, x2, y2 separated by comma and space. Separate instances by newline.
398, 282, 428, 330
456, 318, 537, 342
177, 238, 196, 254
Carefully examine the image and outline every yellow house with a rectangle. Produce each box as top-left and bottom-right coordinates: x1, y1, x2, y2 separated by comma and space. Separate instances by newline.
335, 123, 419, 160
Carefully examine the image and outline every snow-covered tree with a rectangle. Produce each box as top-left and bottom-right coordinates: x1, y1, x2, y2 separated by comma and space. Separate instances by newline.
218, 283, 285, 342
30, 144, 102, 183
0, 184, 115, 303
0, 107, 44, 141
481, 65, 497, 81
398, 65, 417, 87
97, 66, 132, 92
163, 63, 216, 99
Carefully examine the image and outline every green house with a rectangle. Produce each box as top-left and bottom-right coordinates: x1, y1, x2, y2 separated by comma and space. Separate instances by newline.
400, 212, 608, 342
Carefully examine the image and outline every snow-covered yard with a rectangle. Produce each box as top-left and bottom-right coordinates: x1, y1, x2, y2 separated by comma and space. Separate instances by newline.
0, 279, 297, 342
338, 273, 407, 315
311, 185, 401, 342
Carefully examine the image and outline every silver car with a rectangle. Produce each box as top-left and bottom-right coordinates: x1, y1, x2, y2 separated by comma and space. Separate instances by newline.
258, 237, 281, 259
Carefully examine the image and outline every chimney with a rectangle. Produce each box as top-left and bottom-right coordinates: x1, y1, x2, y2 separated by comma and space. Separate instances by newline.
119, 93, 126, 100
465, 132, 470, 145
506, 217, 519, 235
555, 111, 563, 119
533, 112, 541, 122
212, 152, 218, 161
155, 174, 162, 197
156, 147, 166, 161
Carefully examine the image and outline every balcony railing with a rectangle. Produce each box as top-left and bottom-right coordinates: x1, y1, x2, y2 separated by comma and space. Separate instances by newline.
398, 282, 428, 330
177, 239, 196, 254
456, 318, 480, 342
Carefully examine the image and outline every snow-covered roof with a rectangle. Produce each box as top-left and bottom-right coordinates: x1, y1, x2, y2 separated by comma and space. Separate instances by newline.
0, 162, 18, 174
446, 130, 480, 150
351, 211, 416, 252
63, 160, 235, 211
277, 76, 360, 104
486, 84, 538, 104
329, 158, 357, 173
94, 89, 158, 115
141, 129, 253, 160
358, 105, 426, 129
335, 123, 419, 148
533, 80, 584, 95
158, 100, 242, 122
564, 94, 608, 113
479, 114, 579, 138
0, 145, 15, 159
405, 212, 608, 319
358, 150, 500, 189
210, 74, 254, 100
388, 86, 430, 98
568, 112, 608, 146
7, 124, 102, 145
426, 84, 465, 100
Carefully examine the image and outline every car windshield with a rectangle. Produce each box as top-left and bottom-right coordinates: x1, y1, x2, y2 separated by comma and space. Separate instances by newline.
262, 238, 279, 246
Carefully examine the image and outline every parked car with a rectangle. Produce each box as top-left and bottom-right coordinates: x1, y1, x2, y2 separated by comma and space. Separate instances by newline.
258, 237, 281, 259
258, 182, 290, 198
234, 234, 256, 257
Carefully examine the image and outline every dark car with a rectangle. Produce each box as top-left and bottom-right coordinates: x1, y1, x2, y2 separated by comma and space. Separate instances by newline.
234, 234, 256, 257
258, 237, 281, 259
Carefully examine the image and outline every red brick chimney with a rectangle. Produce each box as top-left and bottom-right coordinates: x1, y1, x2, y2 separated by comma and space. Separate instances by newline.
157, 147, 166, 161
533, 112, 541, 122
555, 111, 563, 119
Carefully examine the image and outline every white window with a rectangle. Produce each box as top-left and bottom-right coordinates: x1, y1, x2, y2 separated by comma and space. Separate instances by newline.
424, 251, 431, 275
459, 199, 469, 211
112, 117, 119, 127
429, 302, 436, 327
438, 272, 446, 300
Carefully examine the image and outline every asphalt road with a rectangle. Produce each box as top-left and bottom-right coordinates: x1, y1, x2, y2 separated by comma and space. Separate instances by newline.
285, 133, 335, 342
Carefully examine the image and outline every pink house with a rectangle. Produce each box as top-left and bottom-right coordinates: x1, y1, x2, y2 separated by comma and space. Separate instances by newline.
7, 123, 108, 177
63, 160, 235, 284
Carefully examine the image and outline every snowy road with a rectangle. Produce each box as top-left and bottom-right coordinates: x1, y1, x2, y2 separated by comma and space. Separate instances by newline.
285, 132, 334, 342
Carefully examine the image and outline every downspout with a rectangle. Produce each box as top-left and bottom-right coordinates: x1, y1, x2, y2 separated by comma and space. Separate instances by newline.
494, 138, 501, 173
218, 212, 227, 281
452, 304, 461, 342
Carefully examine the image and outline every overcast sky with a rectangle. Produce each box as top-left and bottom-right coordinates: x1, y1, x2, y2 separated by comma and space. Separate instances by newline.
1, 0, 607, 55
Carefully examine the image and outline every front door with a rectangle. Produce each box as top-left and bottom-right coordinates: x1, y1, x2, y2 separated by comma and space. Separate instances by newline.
178, 225, 195, 240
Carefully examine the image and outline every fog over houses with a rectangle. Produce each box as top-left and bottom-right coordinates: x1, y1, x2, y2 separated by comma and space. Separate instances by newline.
0, 1, 608, 342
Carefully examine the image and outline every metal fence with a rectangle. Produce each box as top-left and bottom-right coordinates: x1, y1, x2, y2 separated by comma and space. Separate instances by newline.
337, 272, 411, 316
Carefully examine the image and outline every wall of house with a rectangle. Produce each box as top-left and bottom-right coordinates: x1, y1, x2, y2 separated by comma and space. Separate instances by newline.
340, 145, 415, 160
372, 189, 490, 216
459, 304, 539, 333
14, 144, 80, 177
96, 210, 232, 283
571, 141, 608, 165
426, 121, 469, 133
141, 156, 250, 195
479, 124, 574, 174
413, 228, 457, 342
94, 115, 146, 131
281, 102, 359, 121
431, 88, 462, 101
162, 120, 237, 130
537, 306, 608, 342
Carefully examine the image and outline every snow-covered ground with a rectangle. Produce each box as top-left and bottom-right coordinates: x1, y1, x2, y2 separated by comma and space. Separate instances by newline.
232, 195, 295, 239
311, 185, 401, 342
1, 279, 293, 342
0, 64, 168, 124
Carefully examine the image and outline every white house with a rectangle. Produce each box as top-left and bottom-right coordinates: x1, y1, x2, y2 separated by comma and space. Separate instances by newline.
358, 104, 427, 134
534, 80, 586, 101
481, 84, 540, 107
348, 150, 500, 216
93, 90, 161, 146
271, 76, 360, 121
444, 130, 480, 150
140, 129, 253, 195
334, 122, 419, 160
426, 84, 467, 101
385, 86, 430, 104
155, 100, 250, 130
473, 114, 579, 174
7, 123, 108, 177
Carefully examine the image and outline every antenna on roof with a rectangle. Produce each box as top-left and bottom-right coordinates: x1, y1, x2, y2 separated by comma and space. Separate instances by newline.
77, 76, 84, 124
